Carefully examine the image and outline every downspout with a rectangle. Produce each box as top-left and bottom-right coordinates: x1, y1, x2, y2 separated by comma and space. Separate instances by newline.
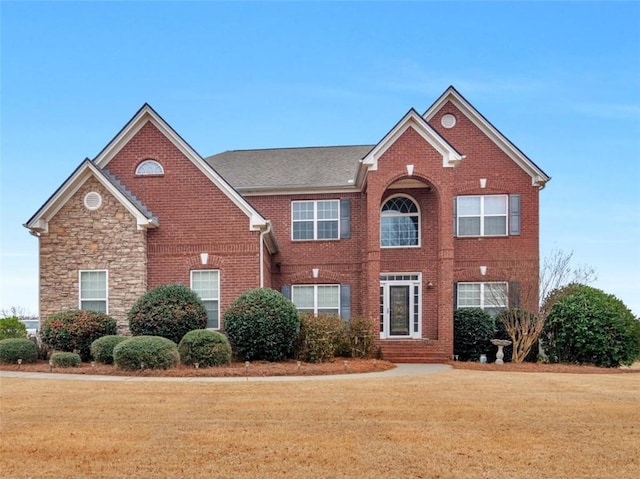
259, 221, 272, 288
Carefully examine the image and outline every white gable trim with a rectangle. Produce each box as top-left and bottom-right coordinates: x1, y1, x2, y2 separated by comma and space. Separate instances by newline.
362, 109, 464, 172
423, 87, 551, 188
25, 161, 158, 234
94, 104, 268, 231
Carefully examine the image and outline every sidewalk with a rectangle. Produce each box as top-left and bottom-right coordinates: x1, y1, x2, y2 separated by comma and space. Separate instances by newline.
0, 363, 451, 383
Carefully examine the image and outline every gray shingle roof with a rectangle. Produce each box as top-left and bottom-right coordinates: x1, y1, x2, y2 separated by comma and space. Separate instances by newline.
101, 167, 157, 222
205, 145, 373, 192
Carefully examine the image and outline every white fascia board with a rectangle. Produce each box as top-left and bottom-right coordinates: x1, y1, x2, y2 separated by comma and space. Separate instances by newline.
424, 88, 550, 187
25, 162, 155, 234
94, 105, 267, 231
362, 110, 463, 172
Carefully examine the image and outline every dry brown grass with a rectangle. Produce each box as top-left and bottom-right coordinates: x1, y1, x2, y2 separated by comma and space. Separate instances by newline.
1, 370, 639, 478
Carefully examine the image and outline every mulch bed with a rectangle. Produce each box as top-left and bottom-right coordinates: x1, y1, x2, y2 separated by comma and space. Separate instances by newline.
449, 360, 640, 374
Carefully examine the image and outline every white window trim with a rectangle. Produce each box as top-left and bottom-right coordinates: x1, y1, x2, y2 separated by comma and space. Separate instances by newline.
78, 269, 109, 314
291, 200, 340, 241
190, 270, 220, 330
135, 159, 165, 176
380, 194, 421, 249
457, 281, 508, 311
291, 284, 340, 316
457, 194, 508, 237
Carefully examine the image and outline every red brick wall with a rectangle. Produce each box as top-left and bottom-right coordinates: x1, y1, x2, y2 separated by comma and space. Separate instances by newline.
104, 122, 262, 318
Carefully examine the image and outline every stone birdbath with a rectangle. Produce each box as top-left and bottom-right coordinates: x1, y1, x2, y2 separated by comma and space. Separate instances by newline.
491, 339, 512, 365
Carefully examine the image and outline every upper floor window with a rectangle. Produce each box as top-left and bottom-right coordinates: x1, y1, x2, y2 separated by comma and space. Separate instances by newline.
292, 200, 339, 240
381, 196, 420, 247
79, 270, 108, 313
456, 282, 507, 316
191, 270, 220, 329
291, 284, 340, 316
135, 159, 164, 176
456, 195, 508, 237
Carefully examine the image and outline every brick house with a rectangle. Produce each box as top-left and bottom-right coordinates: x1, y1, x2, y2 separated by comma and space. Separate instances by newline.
25, 86, 549, 362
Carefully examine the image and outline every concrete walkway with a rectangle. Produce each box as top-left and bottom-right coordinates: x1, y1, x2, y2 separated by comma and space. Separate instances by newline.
0, 363, 451, 383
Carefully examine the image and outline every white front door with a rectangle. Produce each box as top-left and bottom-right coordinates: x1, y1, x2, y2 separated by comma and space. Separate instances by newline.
380, 274, 421, 339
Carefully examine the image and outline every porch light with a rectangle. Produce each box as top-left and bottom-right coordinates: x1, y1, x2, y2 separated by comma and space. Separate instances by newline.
406, 164, 414, 176
200, 252, 209, 265
480, 265, 487, 276
480, 178, 487, 188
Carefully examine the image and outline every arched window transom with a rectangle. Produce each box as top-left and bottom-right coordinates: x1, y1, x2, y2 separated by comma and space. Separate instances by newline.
135, 159, 164, 176
381, 196, 420, 247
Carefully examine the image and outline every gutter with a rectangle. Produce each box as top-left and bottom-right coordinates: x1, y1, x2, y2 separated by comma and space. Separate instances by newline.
259, 221, 272, 288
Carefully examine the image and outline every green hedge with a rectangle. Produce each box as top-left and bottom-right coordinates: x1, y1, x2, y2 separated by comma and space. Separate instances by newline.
51, 352, 81, 367
41, 310, 117, 361
0, 316, 27, 340
454, 308, 495, 361
91, 335, 128, 364
113, 336, 179, 370
0, 338, 38, 364
178, 330, 231, 367
296, 313, 348, 363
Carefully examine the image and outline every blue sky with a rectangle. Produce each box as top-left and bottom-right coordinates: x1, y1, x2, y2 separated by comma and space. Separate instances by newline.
1, 1, 639, 316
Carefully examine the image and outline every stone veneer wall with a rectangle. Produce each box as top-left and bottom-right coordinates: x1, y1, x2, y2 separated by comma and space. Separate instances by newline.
39, 176, 147, 332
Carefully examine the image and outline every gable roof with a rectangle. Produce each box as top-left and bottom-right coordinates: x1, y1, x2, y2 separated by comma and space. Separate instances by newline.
93, 103, 270, 230
423, 86, 551, 188
206, 145, 373, 195
362, 108, 464, 172
24, 160, 158, 234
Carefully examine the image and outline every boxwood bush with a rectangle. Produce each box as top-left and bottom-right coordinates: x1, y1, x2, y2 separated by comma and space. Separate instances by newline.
542, 284, 640, 367
41, 310, 117, 361
113, 336, 179, 370
51, 352, 81, 367
454, 308, 495, 361
91, 335, 128, 364
178, 329, 231, 367
223, 288, 300, 361
0, 316, 27, 340
0, 338, 38, 364
296, 313, 348, 363
128, 284, 208, 344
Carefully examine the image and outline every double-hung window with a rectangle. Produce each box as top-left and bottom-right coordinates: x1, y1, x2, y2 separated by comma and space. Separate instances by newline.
292, 200, 339, 240
456, 195, 508, 236
457, 282, 508, 316
79, 270, 108, 313
191, 270, 220, 329
291, 285, 340, 316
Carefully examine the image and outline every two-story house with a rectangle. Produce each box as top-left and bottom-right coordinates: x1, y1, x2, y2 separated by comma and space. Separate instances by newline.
25, 86, 550, 362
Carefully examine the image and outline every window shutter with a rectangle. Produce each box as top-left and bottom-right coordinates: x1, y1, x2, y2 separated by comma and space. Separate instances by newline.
340, 199, 351, 239
509, 194, 521, 236
340, 284, 351, 320
281, 285, 291, 300
453, 282, 458, 311
508, 281, 520, 309
453, 197, 458, 237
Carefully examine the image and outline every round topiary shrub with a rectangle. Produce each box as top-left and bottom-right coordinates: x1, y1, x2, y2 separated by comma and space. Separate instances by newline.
223, 288, 300, 361
454, 308, 495, 361
0, 338, 38, 364
91, 335, 128, 364
128, 284, 208, 344
178, 329, 232, 367
0, 316, 27, 340
113, 336, 179, 370
296, 313, 348, 363
40, 310, 117, 361
542, 284, 640, 367
51, 352, 81, 368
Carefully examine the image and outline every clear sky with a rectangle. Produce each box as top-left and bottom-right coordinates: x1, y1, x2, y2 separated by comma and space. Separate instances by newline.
1, 1, 639, 317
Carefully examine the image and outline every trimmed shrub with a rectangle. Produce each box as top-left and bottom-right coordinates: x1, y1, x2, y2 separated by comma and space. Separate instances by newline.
40, 310, 117, 361
296, 313, 348, 363
51, 352, 81, 368
223, 288, 300, 361
0, 316, 28, 340
113, 336, 179, 370
178, 329, 232, 367
454, 308, 495, 361
128, 284, 208, 344
91, 335, 128, 364
0, 338, 38, 364
346, 316, 376, 359
542, 284, 640, 367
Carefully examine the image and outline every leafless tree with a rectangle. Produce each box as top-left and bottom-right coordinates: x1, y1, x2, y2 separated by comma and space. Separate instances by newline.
1, 306, 37, 320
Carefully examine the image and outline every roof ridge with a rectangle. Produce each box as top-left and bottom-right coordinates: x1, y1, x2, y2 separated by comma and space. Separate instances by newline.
215, 144, 375, 154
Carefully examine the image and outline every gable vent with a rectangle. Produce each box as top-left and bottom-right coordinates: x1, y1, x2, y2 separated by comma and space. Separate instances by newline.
441, 114, 457, 129
84, 191, 102, 211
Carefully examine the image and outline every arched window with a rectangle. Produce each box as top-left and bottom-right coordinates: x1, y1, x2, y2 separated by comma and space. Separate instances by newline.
135, 159, 164, 176
380, 196, 420, 247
